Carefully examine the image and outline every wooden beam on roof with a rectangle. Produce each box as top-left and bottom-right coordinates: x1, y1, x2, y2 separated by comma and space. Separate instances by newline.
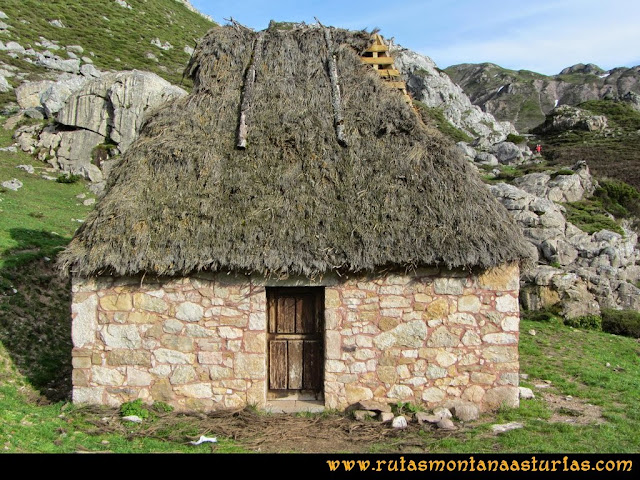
364, 44, 388, 53
376, 68, 401, 77
361, 56, 394, 65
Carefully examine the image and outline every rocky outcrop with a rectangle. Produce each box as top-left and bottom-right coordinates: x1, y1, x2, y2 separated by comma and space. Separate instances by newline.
13, 70, 187, 190
56, 70, 186, 153
490, 163, 640, 315
533, 105, 608, 134
391, 46, 516, 145
512, 161, 596, 203
445, 62, 640, 132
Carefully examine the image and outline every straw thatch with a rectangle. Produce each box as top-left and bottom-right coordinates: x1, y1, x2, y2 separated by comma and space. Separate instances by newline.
59, 24, 531, 278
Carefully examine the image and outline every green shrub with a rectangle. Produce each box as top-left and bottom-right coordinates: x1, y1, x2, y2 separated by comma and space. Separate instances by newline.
56, 173, 82, 184
151, 401, 174, 413
550, 169, 575, 178
563, 315, 602, 331
120, 399, 150, 419
392, 401, 424, 415
563, 200, 623, 235
521, 308, 562, 323
594, 178, 640, 219
601, 309, 640, 338
506, 133, 526, 144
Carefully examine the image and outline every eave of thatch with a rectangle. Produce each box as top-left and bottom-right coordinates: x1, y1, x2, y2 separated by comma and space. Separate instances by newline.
59, 24, 531, 278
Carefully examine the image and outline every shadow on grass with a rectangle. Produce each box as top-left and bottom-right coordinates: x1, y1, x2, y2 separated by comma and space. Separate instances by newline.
0, 228, 73, 402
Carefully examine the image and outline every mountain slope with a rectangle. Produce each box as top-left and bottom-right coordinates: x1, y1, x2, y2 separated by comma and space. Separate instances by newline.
0, 0, 215, 90
445, 62, 640, 132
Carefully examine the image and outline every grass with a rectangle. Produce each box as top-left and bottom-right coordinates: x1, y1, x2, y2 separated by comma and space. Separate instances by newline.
0, 0, 215, 88
0, 120, 92, 269
562, 200, 624, 235
541, 100, 640, 191
1, 304, 639, 453
414, 101, 473, 143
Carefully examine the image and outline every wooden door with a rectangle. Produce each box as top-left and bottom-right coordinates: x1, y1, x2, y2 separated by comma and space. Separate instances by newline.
267, 288, 323, 399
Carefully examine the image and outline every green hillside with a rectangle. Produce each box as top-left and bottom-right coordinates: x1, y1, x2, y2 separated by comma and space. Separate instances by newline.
0, 0, 215, 90
538, 100, 640, 191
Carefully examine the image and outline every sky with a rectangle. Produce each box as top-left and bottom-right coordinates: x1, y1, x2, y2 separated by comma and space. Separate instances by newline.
189, 0, 640, 75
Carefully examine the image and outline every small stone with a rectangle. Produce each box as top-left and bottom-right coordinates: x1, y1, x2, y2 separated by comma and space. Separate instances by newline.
16, 164, 34, 174
436, 418, 457, 430
491, 422, 523, 434
353, 410, 375, 421
351, 400, 392, 413
605, 362, 611, 367
122, 415, 142, 423
380, 412, 395, 422
433, 407, 452, 419
83, 198, 96, 206
415, 412, 442, 424
519, 387, 535, 399
534, 382, 551, 389
528, 329, 537, 336
392, 416, 408, 429
2, 179, 23, 191
451, 403, 479, 422
519, 373, 529, 380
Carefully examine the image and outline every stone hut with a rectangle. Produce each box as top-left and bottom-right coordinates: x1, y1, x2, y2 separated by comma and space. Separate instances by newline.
59, 24, 531, 412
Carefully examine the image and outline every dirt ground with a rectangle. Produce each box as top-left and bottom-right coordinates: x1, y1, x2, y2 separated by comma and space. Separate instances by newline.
79, 385, 606, 453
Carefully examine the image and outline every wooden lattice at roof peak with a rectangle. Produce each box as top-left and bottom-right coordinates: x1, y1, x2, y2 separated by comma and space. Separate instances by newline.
361, 33, 411, 104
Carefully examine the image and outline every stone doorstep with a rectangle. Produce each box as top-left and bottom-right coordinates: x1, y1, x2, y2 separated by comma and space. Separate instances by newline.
264, 400, 325, 414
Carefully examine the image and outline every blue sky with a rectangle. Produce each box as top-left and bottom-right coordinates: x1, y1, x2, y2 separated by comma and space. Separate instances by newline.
190, 0, 640, 75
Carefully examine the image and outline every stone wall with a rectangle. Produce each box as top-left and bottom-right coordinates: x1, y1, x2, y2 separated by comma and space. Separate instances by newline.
323, 264, 521, 411
72, 274, 267, 410
71, 263, 520, 412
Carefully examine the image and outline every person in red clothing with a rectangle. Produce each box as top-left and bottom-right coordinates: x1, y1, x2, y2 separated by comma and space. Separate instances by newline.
535, 144, 542, 154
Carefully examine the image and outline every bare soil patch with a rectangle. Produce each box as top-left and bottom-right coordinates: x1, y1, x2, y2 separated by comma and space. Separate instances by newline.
541, 391, 605, 425
80, 406, 469, 453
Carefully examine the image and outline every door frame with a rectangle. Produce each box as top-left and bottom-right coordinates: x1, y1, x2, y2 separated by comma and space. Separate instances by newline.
266, 287, 324, 400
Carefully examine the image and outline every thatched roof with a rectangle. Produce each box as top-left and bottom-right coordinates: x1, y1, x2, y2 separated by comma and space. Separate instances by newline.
60, 24, 531, 278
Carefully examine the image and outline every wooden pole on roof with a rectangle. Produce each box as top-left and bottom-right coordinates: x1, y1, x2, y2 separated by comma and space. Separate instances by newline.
317, 18, 348, 147
237, 31, 264, 149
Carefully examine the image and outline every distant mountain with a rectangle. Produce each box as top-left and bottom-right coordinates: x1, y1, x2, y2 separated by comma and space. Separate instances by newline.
445, 62, 640, 132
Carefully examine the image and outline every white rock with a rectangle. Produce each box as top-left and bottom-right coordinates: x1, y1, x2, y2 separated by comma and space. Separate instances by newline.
519, 387, 535, 399
491, 422, 523, 434
122, 415, 143, 423
16, 164, 34, 174
0, 75, 11, 93
2, 179, 23, 191
391, 416, 408, 429
392, 45, 516, 144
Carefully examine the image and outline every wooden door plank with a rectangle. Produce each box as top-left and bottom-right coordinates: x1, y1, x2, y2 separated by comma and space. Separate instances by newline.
277, 297, 296, 333
295, 296, 304, 333
269, 340, 288, 389
288, 340, 303, 389
303, 340, 322, 390
299, 294, 314, 334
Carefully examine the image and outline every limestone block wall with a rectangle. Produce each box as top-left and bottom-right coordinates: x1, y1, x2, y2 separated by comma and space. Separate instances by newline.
323, 264, 521, 411
71, 263, 520, 412
71, 274, 267, 410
